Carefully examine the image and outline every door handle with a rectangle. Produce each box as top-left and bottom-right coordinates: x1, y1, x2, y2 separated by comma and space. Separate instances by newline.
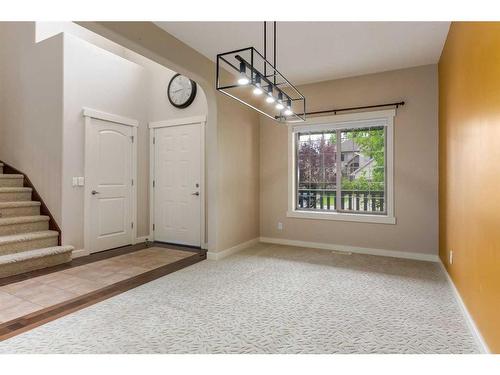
91, 190, 100, 195
191, 192, 200, 196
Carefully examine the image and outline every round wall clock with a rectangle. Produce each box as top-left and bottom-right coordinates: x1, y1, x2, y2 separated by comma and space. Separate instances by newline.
167, 73, 197, 108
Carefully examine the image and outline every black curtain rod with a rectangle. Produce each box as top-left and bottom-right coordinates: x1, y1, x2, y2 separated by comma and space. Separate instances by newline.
300, 101, 405, 117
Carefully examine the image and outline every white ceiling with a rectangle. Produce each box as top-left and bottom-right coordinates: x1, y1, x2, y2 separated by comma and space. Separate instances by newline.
155, 22, 450, 85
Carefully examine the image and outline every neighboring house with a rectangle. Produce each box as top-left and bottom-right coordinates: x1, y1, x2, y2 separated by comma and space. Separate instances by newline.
340, 138, 375, 181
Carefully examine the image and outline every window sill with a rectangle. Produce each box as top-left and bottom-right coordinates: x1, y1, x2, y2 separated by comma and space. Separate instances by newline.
286, 210, 396, 224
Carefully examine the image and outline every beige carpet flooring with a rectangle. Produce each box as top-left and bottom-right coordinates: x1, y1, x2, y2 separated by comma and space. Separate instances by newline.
0, 243, 478, 353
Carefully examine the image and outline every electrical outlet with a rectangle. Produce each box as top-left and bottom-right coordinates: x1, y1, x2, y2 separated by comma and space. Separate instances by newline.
449, 250, 453, 265
277, 222, 283, 231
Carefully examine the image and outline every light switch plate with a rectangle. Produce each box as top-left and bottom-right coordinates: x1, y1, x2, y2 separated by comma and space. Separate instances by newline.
72, 177, 78, 187
78, 177, 85, 186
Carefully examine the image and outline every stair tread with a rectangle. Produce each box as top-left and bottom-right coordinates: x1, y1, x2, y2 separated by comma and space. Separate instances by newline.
0, 245, 74, 264
0, 174, 23, 179
0, 187, 32, 192
0, 230, 59, 245
0, 215, 50, 226
0, 201, 41, 208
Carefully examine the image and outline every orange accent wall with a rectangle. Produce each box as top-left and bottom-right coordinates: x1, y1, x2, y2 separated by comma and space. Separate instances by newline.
439, 22, 500, 353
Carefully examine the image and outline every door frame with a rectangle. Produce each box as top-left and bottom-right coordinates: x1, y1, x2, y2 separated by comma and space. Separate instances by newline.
148, 115, 206, 248
83, 108, 138, 254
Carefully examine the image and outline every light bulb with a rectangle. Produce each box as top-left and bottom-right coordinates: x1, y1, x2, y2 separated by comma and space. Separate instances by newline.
253, 87, 263, 95
276, 102, 284, 110
266, 95, 275, 103
237, 61, 249, 85
284, 108, 293, 116
238, 76, 249, 85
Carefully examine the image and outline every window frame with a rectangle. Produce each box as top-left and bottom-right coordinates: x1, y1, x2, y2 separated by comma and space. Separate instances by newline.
287, 109, 396, 224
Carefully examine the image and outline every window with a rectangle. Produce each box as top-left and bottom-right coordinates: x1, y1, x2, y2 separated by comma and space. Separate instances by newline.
288, 110, 395, 224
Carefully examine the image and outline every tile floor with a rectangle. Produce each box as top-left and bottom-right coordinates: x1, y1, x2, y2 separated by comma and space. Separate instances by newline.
0, 247, 193, 324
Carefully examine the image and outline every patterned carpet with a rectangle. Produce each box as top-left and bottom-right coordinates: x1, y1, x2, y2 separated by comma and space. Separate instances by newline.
0, 243, 478, 353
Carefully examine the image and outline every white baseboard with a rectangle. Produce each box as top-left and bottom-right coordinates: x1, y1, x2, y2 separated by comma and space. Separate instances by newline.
259, 237, 440, 262
438, 261, 490, 354
136, 236, 150, 244
207, 237, 260, 261
71, 248, 90, 258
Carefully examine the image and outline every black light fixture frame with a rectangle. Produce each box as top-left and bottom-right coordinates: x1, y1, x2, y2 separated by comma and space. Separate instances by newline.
216, 22, 306, 123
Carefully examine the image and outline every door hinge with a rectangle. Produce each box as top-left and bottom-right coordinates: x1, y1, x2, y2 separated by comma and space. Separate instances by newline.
131, 179, 134, 186
131, 136, 134, 143
153, 224, 155, 231
131, 222, 134, 229
153, 180, 155, 188
153, 137, 155, 145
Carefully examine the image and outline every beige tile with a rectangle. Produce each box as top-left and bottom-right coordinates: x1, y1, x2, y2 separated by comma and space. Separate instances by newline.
115, 265, 149, 277
42, 273, 91, 290
34, 270, 70, 284
133, 259, 171, 269
0, 291, 27, 310
27, 288, 78, 307
6, 283, 56, 299
0, 248, 196, 316
61, 264, 91, 276
99, 272, 130, 285
62, 266, 115, 281
90, 261, 129, 274
1, 278, 41, 295
153, 248, 193, 258
0, 300, 41, 323
61, 279, 106, 295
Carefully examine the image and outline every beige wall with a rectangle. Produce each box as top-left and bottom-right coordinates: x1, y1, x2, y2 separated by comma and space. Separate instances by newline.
217, 93, 260, 249
0, 22, 64, 223
124, 50, 208, 123
61, 33, 149, 248
36, 21, 127, 58
260, 64, 439, 256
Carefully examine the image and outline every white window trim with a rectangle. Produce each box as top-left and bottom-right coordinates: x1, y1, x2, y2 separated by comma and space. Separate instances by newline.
287, 109, 396, 225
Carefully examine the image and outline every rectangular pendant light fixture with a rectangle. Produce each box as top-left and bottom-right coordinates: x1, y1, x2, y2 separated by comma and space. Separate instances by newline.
216, 23, 306, 123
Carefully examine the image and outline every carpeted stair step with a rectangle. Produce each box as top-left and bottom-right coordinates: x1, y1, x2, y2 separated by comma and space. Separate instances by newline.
0, 215, 49, 236
0, 187, 32, 202
0, 230, 59, 256
0, 245, 74, 278
0, 201, 41, 218
0, 174, 24, 188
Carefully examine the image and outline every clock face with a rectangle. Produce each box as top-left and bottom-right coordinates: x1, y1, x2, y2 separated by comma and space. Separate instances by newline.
167, 74, 197, 108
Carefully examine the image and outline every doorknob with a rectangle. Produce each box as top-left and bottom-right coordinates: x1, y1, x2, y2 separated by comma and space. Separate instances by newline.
91, 190, 100, 195
191, 192, 200, 196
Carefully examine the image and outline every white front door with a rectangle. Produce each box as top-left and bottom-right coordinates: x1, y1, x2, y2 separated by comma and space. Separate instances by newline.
154, 123, 202, 247
86, 117, 134, 253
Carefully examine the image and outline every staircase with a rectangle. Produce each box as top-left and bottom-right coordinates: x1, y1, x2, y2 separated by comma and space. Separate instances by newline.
0, 162, 73, 279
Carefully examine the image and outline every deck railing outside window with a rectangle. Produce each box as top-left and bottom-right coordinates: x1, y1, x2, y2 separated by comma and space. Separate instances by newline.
297, 186, 385, 213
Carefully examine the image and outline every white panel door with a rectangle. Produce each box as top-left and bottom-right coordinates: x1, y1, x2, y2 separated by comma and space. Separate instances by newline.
154, 123, 201, 246
88, 118, 133, 253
